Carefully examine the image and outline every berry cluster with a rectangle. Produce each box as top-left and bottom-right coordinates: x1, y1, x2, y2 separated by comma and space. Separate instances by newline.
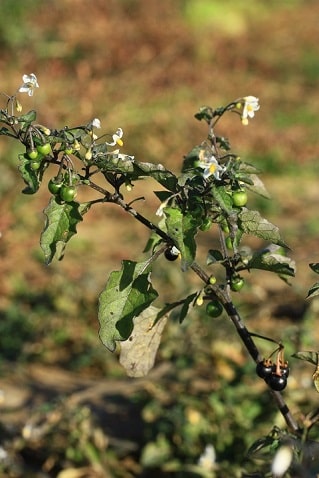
256, 358, 289, 391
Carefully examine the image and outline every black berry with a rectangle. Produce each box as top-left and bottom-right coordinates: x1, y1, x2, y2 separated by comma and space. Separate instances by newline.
256, 360, 273, 379
266, 374, 287, 391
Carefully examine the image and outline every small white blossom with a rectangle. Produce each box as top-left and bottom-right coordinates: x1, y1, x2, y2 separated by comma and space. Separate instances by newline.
198, 154, 225, 180
18, 73, 39, 96
271, 445, 293, 477
241, 95, 260, 125
198, 444, 216, 471
92, 118, 101, 128
106, 127, 124, 147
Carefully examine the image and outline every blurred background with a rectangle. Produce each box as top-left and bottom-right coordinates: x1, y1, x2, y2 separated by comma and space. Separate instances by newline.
1, 0, 319, 476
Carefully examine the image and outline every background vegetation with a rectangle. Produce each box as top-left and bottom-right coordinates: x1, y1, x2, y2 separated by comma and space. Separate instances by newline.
0, 0, 319, 476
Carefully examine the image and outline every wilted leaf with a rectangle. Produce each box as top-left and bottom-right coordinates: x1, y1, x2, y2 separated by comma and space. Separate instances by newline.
120, 306, 168, 377
238, 210, 287, 247
41, 198, 90, 264
164, 207, 197, 271
98, 260, 158, 352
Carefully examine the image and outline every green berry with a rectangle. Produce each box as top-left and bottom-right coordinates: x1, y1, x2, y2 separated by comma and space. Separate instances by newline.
230, 276, 245, 292
48, 178, 63, 195
27, 149, 38, 160
232, 190, 248, 207
37, 143, 52, 156
60, 185, 77, 202
206, 300, 223, 318
30, 160, 42, 170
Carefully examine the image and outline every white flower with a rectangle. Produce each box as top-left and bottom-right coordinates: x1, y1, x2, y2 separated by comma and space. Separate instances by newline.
106, 127, 124, 147
241, 95, 260, 125
92, 118, 101, 128
198, 154, 225, 180
18, 73, 39, 96
198, 444, 216, 471
271, 445, 293, 477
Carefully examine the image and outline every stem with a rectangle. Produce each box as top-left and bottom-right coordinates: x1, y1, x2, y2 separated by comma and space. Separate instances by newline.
112, 192, 173, 244
95, 183, 301, 433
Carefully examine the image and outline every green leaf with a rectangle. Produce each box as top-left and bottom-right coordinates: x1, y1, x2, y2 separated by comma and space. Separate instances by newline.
0, 126, 13, 137
247, 246, 295, 278
18, 154, 40, 194
135, 161, 178, 191
211, 184, 233, 213
292, 351, 319, 366
18, 110, 36, 123
238, 210, 287, 247
179, 293, 197, 323
98, 260, 158, 352
119, 306, 168, 377
207, 249, 224, 265
164, 207, 197, 271
41, 197, 89, 264
194, 106, 214, 123
307, 282, 319, 299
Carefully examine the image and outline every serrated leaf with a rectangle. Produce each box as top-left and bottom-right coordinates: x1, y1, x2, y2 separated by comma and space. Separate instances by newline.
41, 197, 89, 264
238, 210, 287, 247
307, 283, 319, 299
164, 207, 197, 271
18, 154, 40, 194
291, 351, 319, 366
119, 306, 168, 377
98, 260, 158, 352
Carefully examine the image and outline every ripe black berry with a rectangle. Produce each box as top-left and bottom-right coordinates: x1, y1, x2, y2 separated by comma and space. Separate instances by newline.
279, 365, 290, 378
266, 374, 287, 391
256, 360, 273, 379
164, 246, 180, 261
